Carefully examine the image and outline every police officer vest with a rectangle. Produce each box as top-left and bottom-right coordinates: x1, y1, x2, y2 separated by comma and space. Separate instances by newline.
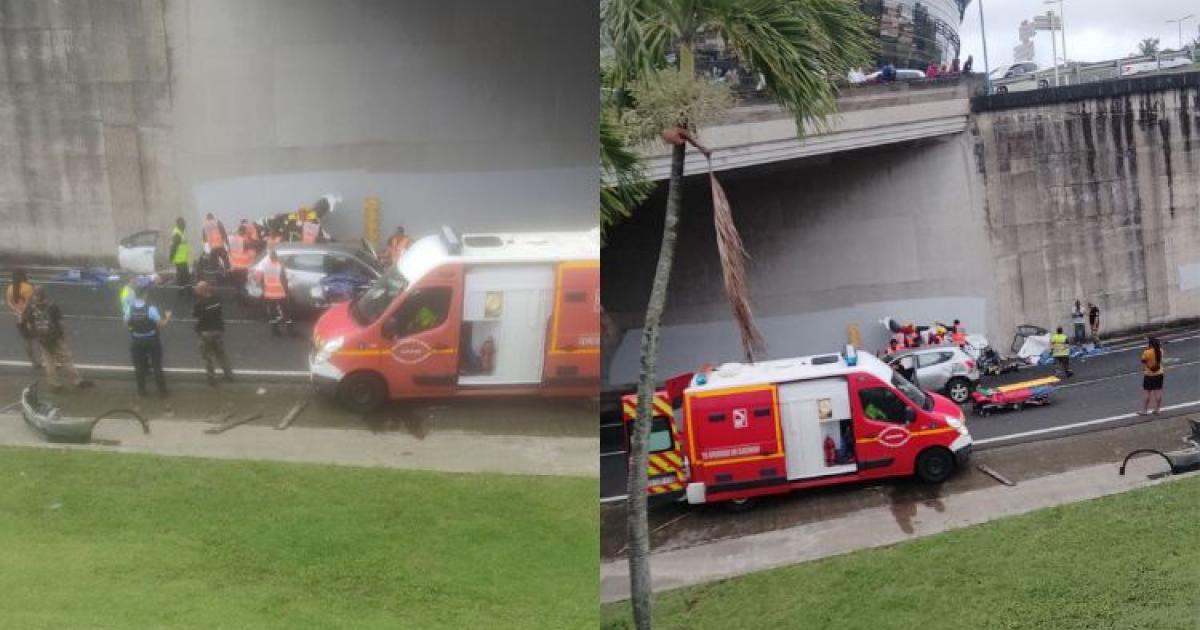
128, 303, 158, 337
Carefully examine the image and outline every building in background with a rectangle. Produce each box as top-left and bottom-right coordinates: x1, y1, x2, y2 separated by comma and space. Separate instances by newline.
860, 0, 968, 70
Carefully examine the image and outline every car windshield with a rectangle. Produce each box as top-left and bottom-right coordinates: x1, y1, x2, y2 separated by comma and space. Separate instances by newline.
892, 371, 932, 411
350, 265, 408, 325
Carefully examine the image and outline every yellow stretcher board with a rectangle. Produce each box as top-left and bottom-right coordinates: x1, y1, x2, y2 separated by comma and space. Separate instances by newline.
993, 376, 1060, 393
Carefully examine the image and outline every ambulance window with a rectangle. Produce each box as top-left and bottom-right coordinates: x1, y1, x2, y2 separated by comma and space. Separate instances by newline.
386, 287, 452, 337
858, 388, 909, 424
648, 418, 674, 453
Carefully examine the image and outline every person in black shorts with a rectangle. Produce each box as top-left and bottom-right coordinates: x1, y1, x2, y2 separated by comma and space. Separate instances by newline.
1138, 337, 1164, 415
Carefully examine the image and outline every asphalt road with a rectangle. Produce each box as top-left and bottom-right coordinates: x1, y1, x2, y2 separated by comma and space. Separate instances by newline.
1, 282, 314, 373
600, 328, 1200, 500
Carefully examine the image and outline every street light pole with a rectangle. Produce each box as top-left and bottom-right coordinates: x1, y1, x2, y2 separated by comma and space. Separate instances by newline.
1166, 15, 1195, 49
979, 0, 992, 95
1044, 0, 1067, 83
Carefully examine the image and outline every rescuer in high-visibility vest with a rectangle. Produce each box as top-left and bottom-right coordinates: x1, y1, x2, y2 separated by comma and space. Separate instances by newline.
228, 226, 254, 271
387, 226, 411, 265
202, 213, 231, 271
1050, 326, 1073, 378
257, 248, 295, 336
169, 217, 191, 289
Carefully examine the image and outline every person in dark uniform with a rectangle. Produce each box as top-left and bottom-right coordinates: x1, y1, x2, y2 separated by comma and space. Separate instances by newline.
124, 280, 172, 397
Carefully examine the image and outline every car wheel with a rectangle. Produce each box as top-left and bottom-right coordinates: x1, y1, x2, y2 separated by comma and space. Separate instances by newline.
337, 372, 387, 413
915, 448, 956, 484
1038, 79, 1049, 88
996, 86, 1008, 94
722, 496, 758, 512
946, 377, 973, 404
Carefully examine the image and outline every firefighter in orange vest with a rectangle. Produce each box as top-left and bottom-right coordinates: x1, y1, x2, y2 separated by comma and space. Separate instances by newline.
951, 319, 966, 346
257, 248, 295, 336
202, 213, 231, 270
227, 225, 255, 291
386, 226, 411, 265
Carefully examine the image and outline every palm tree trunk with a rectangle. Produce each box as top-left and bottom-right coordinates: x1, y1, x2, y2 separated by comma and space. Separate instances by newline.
627, 141, 686, 630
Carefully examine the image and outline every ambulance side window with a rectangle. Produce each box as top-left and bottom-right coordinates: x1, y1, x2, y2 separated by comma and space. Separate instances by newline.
858, 388, 909, 424
384, 287, 452, 338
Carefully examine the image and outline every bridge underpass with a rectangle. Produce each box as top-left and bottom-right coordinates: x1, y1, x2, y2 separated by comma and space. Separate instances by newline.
603, 71, 1200, 390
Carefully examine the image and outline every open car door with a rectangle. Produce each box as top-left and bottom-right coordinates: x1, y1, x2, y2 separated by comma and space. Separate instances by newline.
118, 230, 159, 274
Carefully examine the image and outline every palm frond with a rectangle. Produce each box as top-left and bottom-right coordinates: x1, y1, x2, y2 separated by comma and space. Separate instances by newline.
708, 161, 764, 361
600, 106, 655, 239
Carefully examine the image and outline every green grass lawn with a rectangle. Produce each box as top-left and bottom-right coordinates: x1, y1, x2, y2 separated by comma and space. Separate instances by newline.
604, 476, 1200, 630
0, 446, 596, 629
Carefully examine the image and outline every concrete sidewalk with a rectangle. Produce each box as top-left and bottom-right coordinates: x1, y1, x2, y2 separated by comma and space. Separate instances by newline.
0, 413, 597, 478
600, 454, 1186, 602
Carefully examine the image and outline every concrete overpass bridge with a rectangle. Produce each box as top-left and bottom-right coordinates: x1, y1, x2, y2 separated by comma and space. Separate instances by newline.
604, 72, 1200, 387
639, 78, 974, 180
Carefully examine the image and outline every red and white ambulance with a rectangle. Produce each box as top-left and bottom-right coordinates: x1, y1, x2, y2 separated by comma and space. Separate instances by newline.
311, 226, 599, 411
623, 347, 973, 506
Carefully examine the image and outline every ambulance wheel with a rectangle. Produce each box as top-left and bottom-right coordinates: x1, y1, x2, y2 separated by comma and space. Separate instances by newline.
946, 378, 973, 404
915, 448, 955, 484
338, 372, 387, 413
723, 497, 758, 513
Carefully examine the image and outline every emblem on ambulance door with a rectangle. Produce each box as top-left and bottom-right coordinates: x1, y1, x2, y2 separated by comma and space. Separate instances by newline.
876, 425, 911, 448
733, 408, 748, 429
391, 339, 432, 364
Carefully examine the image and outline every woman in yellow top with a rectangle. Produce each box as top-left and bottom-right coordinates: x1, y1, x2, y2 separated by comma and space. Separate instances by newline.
5, 269, 40, 368
1138, 337, 1164, 415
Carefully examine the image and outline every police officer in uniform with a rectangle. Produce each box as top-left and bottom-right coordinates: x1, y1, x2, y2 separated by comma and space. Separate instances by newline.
124, 280, 172, 397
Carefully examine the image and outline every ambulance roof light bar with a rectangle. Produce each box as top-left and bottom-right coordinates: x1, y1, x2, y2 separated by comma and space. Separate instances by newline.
844, 344, 858, 367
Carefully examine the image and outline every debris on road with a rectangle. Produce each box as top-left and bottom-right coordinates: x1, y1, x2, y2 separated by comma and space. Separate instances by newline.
256, 387, 267, 396
204, 413, 262, 435
275, 400, 309, 430
976, 463, 1016, 486
19, 384, 150, 444
1119, 420, 1200, 477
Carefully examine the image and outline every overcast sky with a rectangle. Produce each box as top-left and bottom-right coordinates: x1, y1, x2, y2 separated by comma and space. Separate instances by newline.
958, 0, 1199, 70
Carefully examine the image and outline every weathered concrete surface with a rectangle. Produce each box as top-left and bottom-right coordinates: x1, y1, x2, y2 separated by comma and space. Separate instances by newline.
638, 79, 972, 180
0, 0, 177, 262
0, 412, 598, 477
974, 82, 1200, 340
0, 0, 596, 263
604, 133, 994, 384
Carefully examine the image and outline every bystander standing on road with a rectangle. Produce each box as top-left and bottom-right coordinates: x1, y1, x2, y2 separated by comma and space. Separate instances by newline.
1088, 302, 1102, 347
24, 288, 92, 392
1138, 337, 1165, 415
1071, 300, 1087, 346
124, 280, 172, 397
1051, 326, 1073, 378
192, 281, 234, 386
170, 217, 191, 290
6, 269, 40, 369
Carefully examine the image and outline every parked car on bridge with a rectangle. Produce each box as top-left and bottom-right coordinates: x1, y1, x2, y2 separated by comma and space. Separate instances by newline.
245, 242, 381, 312
885, 345, 980, 405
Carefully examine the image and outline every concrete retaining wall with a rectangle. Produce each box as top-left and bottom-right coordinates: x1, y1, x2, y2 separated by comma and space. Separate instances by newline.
974, 83, 1200, 339
0, 0, 596, 264
603, 134, 994, 385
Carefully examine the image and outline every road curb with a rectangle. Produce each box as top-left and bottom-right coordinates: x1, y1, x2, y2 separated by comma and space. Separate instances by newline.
0, 360, 310, 383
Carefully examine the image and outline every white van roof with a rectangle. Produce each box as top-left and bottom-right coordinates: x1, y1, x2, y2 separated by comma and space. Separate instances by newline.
686, 351, 894, 394
398, 226, 599, 284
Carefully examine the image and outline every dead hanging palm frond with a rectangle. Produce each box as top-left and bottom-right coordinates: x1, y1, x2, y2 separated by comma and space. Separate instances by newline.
707, 157, 765, 363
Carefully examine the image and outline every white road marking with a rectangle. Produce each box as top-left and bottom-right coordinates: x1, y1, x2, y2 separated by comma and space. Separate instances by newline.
0, 359, 308, 378
601, 450, 627, 457
974, 399, 1200, 446
601, 495, 629, 504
